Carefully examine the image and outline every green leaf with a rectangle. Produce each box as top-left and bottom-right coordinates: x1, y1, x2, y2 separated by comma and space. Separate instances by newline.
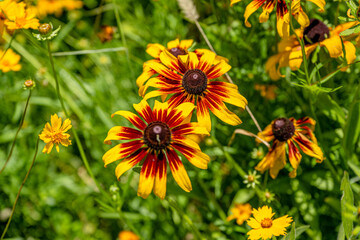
348, 161, 360, 178
340, 171, 355, 239
343, 84, 360, 156
283, 222, 295, 240
316, 93, 346, 125
338, 223, 346, 240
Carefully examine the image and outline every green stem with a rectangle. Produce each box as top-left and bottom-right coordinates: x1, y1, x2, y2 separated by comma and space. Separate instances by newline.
197, 177, 227, 222
0, 90, 32, 174
167, 197, 204, 240
0, 136, 40, 240
46, 40, 110, 199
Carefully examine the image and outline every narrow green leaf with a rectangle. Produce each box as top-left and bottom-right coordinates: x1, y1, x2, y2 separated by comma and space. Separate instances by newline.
348, 161, 360, 178
337, 223, 345, 240
283, 222, 296, 240
340, 171, 354, 239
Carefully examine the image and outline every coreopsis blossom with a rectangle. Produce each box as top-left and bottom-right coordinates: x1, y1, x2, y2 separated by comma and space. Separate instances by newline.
247, 206, 293, 240
230, 0, 325, 37
138, 50, 247, 131
256, 117, 324, 178
0, 49, 21, 72
5, 7, 39, 30
0, 0, 25, 37
118, 231, 139, 240
266, 19, 359, 80
39, 114, 72, 154
35, 0, 83, 17
227, 203, 252, 225
103, 100, 210, 199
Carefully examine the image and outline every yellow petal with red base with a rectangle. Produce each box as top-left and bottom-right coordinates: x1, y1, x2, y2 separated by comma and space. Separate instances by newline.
159, 50, 182, 71
137, 153, 157, 199
146, 43, 165, 58
197, 97, 212, 131
244, 0, 263, 27
115, 149, 147, 179
102, 140, 144, 167
133, 99, 155, 123
259, 1, 275, 23
104, 126, 143, 144
230, 0, 242, 6
153, 152, 167, 199
112, 110, 147, 130
172, 142, 210, 169
167, 149, 192, 192
206, 60, 231, 79
198, 50, 216, 72
147, 60, 182, 80
288, 140, 302, 178
293, 132, 324, 163
255, 141, 286, 179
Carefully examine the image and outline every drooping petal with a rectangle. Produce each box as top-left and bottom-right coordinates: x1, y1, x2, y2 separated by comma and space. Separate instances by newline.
207, 81, 248, 109
307, 0, 325, 12
255, 141, 286, 179
111, 110, 147, 130
167, 148, 192, 192
196, 96, 212, 131
276, 16, 289, 38
265, 53, 284, 80
288, 140, 302, 178
343, 41, 356, 64
172, 141, 210, 169
136, 60, 158, 88
153, 151, 167, 199
137, 152, 157, 199
104, 126, 143, 144
115, 148, 148, 179
293, 132, 324, 163
259, 0, 275, 23
320, 36, 343, 58
102, 140, 144, 167
256, 122, 275, 143
133, 99, 155, 123
171, 122, 209, 136
244, 0, 264, 27
288, 44, 317, 70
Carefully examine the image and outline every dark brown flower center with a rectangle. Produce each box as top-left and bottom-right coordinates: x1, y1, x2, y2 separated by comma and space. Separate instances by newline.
144, 121, 171, 150
261, 218, 273, 228
169, 47, 186, 57
182, 69, 208, 95
303, 19, 329, 45
272, 118, 295, 142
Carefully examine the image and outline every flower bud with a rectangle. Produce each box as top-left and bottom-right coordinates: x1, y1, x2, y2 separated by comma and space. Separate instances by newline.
38, 23, 52, 35
23, 79, 36, 90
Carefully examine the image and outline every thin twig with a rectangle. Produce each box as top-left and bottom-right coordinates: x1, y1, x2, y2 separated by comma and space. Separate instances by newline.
0, 90, 32, 174
0, 136, 40, 240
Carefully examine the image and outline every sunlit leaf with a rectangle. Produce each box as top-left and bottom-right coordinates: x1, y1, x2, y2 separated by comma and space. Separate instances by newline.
340, 172, 355, 239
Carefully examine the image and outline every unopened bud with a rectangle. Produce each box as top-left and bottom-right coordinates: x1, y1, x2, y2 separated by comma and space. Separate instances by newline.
38, 23, 52, 35
23, 79, 36, 90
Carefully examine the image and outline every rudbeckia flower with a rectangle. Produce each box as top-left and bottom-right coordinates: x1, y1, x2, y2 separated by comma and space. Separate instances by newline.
230, 0, 325, 38
227, 203, 252, 225
247, 206, 293, 240
266, 19, 359, 80
103, 100, 210, 199
0, 49, 21, 72
39, 114, 72, 154
256, 117, 324, 178
138, 50, 248, 131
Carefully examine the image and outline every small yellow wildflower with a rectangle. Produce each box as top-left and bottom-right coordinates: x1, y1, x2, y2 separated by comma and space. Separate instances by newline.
5, 7, 39, 30
35, 0, 83, 17
118, 230, 139, 240
39, 114, 72, 154
227, 203, 252, 225
247, 206, 293, 240
0, 49, 21, 72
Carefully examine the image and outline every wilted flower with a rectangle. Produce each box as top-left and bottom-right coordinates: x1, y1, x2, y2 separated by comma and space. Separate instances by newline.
227, 203, 252, 225
247, 206, 292, 240
39, 114, 72, 154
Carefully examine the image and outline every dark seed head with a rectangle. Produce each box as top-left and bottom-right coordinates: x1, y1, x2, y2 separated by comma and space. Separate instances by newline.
144, 121, 171, 150
182, 69, 208, 95
303, 19, 329, 45
169, 47, 186, 58
272, 118, 295, 142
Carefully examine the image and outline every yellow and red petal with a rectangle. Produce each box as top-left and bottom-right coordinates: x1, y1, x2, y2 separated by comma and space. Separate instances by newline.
171, 122, 209, 136
146, 43, 165, 58
167, 92, 193, 108
255, 141, 286, 179
205, 60, 231, 79
167, 102, 195, 128
196, 96, 212, 131
296, 116, 316, 126
257, 122, 275, 143
288, 139, 302, 178
171, 135, 201, 150
307, 0, 325, 12
102, 140, 144, 167
244, 0, 263, 27
276, 16, 289, 38
112, 110, 147, 130
207, 81, 248, 109
136, 60, 158, 88
115, 149, 148, 179
198, 50, 216, 72
133, 100, 155, 124
172, 142, 210, 169
104, 126, 143, 144
167, 39, 180, 49
146, 60, 182, 80
230, 0, 242, 6
137, 152, 157, 199
179, 39, 194, 50
204, 93, 242, 126
159, 50, 183, 72
294, 9, 310, 28
153, 151, 167, 199
259, 1, 275, 23
167, 148, 192, 192
293, 132, 324, 163
187, 52, 200, 70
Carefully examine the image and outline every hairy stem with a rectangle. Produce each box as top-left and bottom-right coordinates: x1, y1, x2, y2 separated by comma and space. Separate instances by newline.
0, 90, 32, 174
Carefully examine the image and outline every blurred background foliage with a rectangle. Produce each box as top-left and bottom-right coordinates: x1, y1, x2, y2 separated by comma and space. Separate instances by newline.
0, 0, 360, 239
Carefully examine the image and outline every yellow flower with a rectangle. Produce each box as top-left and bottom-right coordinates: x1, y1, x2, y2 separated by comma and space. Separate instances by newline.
254, 84, 277, 100
230, 0, 325, 38
0, 49, 21, 72
247, 206, 293, 240
35, 0, 83, 17
118, 231, 139, 240
39, 114, 72, 154
266, 19, 359, 80
256, 117, 323, 178
103, 100, 210, 199
227, 203, 252, 225
5, 7, 39, 30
